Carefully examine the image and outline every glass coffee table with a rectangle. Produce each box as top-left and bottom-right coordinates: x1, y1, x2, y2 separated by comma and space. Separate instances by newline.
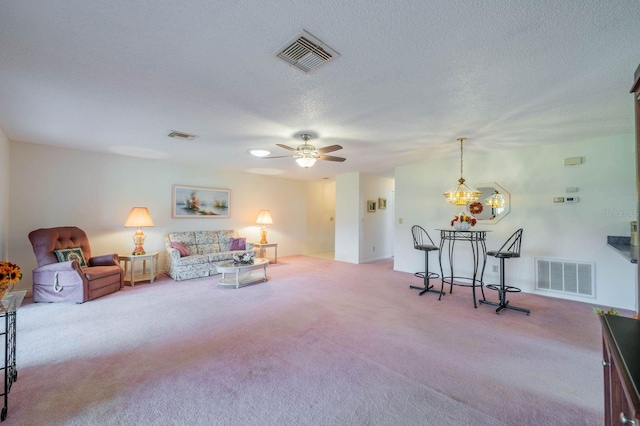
215, 258, 269, 289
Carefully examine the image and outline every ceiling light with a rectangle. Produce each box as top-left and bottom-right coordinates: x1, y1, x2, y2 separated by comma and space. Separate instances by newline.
443, 138, 482, 206
249, 149, 271, 157
296, 156, 317, 168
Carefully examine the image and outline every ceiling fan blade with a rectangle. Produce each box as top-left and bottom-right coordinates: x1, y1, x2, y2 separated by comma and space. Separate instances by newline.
318, 155, 346, 162
316, 144, 343, 154
276, 143, 298, 152
262, 155, 297, 159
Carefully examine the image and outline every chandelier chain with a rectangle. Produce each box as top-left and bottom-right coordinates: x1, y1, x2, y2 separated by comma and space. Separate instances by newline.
460, 138, 463, 178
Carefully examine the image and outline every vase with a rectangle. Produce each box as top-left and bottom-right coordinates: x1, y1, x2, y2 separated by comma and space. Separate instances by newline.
0, 280, 9, 300
453, 221, 471, 231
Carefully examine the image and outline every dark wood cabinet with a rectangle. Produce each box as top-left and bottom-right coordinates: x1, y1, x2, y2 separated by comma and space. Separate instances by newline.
600, 314, 640, 425
634, 64, 640, 317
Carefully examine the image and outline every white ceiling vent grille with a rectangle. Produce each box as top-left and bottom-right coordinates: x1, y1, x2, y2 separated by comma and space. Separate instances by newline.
167, 130, 197, 141
275, 30, 340, 73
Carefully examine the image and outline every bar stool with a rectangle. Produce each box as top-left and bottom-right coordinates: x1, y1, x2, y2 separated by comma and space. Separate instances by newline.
409, 225, 444, 296
480, 228, 530, 315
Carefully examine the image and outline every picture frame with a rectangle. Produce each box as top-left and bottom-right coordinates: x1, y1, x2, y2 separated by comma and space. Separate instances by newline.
172, 185, 230, 218
378, 197, 387, 210
367, 200, 376, 212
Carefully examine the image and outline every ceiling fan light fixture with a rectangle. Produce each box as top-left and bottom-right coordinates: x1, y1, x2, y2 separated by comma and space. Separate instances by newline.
296, 156, 317, 168
264, 133, 345, 167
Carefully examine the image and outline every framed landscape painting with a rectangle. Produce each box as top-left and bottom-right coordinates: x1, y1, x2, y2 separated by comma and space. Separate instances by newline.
172, 185, 230, 218
378, 197, 387, 209
367, 200, 376, 212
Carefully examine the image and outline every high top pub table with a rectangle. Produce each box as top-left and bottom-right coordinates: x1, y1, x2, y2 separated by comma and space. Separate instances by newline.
437, 229, 489, 308
0, 291, 26, 421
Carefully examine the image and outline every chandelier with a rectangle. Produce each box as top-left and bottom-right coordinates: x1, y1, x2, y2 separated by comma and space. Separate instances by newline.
485, 190, 505, 209
443, 138, 481, 206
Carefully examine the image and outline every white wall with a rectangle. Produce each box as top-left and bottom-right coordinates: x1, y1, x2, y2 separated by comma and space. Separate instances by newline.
0, 128, 9, 261
9, 141, 313, 292
335, 172, 360, 263
303, 181, 336, 255
335, 172, 395, 263
395, 135, 637, 310
360, 174, 395, 262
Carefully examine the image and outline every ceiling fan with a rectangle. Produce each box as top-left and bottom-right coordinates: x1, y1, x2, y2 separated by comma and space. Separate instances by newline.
263, 134, 346, 168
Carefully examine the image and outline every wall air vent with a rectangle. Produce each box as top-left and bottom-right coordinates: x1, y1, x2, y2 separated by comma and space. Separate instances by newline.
275, 30, 340, 73
535, 258, 595, 298
167, 130, 197, 141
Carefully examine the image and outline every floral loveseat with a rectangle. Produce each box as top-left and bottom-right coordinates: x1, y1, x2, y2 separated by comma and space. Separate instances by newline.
164, 230, 255, 281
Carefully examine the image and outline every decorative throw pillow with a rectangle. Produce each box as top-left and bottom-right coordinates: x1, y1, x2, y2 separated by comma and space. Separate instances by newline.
171, 242, 190, 257
54, 247, 87, 267
230, 237, 246, 251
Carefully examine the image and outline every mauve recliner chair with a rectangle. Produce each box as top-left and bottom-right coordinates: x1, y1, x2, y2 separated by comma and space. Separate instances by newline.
28, 226, 124, 303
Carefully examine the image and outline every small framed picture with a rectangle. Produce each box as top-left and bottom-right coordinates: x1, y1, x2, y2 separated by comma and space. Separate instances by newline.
367, 200, 376, 212
172, 185, 230, 218
378, 197, 387, 210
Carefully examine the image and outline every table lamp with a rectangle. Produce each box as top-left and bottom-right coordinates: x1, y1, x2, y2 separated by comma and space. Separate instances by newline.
255, 210, 273, 244
124, 207, 154, 255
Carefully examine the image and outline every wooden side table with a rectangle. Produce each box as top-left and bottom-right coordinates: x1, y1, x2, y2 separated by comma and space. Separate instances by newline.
119, 252, 159, 286
253, 243, 278, 264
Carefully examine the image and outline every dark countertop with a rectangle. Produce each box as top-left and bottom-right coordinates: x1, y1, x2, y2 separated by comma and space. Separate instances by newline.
608, 236, 638, 264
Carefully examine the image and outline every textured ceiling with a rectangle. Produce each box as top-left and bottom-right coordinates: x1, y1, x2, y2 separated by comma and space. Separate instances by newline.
1, 1, 639, 180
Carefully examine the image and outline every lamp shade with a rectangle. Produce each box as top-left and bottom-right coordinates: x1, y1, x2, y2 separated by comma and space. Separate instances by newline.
255, 210, 273, 225
124, 207, 154, 228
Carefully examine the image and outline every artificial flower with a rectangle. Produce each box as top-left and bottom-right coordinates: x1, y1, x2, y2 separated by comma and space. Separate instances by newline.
0, 262, 22, 285
451, 212, 477, 227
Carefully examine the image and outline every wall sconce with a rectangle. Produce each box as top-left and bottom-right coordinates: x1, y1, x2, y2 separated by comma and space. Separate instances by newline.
124, 207, 154, 255
255, 210, 273, 244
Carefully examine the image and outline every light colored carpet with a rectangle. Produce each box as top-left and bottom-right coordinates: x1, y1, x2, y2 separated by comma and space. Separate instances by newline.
307, 251, 335, 260
7, 256, 607, 425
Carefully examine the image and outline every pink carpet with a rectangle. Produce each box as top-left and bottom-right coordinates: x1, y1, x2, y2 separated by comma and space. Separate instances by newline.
7, 256, 611, 425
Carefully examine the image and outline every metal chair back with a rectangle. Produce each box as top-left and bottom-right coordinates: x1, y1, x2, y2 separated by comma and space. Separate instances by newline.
411, 225, 436, 250
493, 228, 523, 258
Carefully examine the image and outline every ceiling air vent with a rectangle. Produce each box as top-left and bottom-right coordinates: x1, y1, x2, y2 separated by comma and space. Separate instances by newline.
167, 130, 197, 141
275, 30, 340, 73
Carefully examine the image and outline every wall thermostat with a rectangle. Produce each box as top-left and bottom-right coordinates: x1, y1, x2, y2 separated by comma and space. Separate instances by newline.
564, 157, 583, 166
565, 196, 580, 203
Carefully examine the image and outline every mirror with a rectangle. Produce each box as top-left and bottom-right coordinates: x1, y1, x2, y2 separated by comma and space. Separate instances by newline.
468, 182, 510, 223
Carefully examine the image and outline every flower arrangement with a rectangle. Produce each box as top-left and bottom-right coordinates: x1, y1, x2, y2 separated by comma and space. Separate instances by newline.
593, 307, 620, 316
451, 212, 477, 227
0, 262, 22, 298
232, 253, 254, 265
